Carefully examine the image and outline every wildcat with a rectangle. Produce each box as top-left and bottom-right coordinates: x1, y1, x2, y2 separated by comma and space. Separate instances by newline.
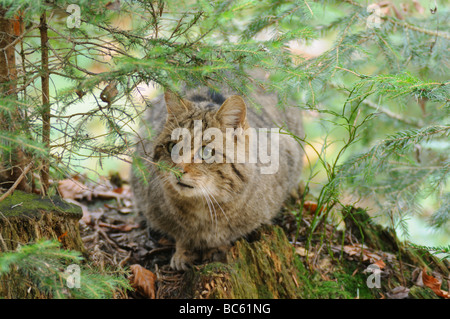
131, 80, 303, 270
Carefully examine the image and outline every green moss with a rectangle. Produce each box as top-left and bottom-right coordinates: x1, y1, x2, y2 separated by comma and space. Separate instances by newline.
177, 209, 449, 299
409, 286, 440, 299
291, 252, 378, 299
0, 191, 82, 219
332, 270, 375, 299
197, 262, 231, 275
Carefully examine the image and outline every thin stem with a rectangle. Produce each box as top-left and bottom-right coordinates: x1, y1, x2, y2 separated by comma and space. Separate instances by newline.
40, 12, 50, 194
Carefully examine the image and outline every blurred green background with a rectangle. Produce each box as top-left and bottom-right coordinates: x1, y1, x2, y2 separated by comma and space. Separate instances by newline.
40, 0, 448, 248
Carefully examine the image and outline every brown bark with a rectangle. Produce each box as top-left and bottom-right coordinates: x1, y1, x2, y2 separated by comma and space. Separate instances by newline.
0, 7, 30, 192
156, 211, 449, 299
159, 226, 303, 299
39, 12, 50, 193
0, 190, 85, 298
0, 190, 85, 253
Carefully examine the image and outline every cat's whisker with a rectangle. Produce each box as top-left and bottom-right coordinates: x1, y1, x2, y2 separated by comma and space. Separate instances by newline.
199, 183, 232, 238
200, 187, 216, 232
202, 184, 231, 225
203, 187, 219, 235
162, 122, 180, 133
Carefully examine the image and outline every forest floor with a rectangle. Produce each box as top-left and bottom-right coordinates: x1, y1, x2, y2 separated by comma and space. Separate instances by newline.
57, 174, 450, 299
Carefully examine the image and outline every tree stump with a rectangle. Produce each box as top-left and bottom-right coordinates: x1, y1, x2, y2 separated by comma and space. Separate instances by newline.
0, 190, 85, 298
157, 208, 449, 299
160, 225, 303, 299
0, 190, 84, 252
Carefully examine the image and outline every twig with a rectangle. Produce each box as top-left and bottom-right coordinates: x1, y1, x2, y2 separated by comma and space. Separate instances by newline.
362, 99, 423, 127
0, 161, 33, 202
40, 12, 50, 194
303, 0, 314, 16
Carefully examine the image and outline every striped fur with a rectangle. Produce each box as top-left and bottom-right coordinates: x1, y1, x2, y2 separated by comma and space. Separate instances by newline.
131, 82, 303, 270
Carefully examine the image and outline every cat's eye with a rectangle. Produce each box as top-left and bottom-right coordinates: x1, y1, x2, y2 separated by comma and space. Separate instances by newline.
199, 145, 215, 161
167, 141, 176, 153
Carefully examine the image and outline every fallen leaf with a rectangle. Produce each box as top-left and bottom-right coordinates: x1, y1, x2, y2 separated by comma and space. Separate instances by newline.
129, 264, 157, 299
295, 246, 314, 257
386, 286, 410, 299
58, 178, 88, 200
303, 201, 318, 212
422, 268, 450, 299
374, 259, 386, 270
342, 244, 386, 264
112, 187, 124, 194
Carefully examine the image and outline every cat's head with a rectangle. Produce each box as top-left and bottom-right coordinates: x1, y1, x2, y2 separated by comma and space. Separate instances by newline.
152, 91, 254, 202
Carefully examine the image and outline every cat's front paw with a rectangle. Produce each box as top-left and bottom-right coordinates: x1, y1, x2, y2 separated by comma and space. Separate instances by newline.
170, 249, 195, 271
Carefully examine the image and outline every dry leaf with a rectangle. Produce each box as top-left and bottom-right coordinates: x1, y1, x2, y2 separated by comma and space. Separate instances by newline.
295, 246, 316, 258
386, 286, 410, 299
100, 81, 119, 106
422, 268, 450, 299
58, 178, 88, 200
303, 201, 318, 212
374, 259, 386, 270
129, 264, 157, 299
343, 244, 385, 264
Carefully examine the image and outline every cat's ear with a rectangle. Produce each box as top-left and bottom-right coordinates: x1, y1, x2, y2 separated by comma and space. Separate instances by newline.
164, 90, 192, 115
215, 95, 247, 128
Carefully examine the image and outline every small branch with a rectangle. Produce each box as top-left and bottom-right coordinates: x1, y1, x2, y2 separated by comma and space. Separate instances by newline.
0, 162, 33, 202
303, 0, 314, 16
362, 99, 423, 127
40, 12, 50, 194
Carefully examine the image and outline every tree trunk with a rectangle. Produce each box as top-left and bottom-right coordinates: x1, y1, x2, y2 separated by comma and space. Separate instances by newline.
0, 7, 30, 192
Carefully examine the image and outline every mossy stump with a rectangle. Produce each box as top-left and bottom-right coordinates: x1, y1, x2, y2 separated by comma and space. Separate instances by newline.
0, 190, 85, 298
158, 208, 449, 299
166, 225, 302, 299
0, 190, 84, 252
